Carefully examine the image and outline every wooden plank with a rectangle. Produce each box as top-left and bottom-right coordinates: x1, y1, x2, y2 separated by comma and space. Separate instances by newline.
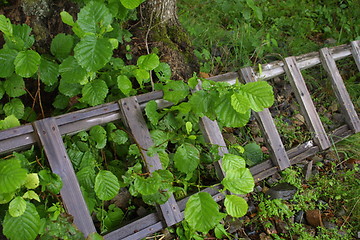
240, 67, 290, 170
350, 40, 360, 72
284, 56, 331, 150
320, 47, 360, 133
32, 118, 96, 237
199, 117, 227, 180
119, 96, 183, 227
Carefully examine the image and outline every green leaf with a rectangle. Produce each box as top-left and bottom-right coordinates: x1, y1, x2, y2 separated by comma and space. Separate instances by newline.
109, 129, 128, 145
52, 94, 69, 109
221, 168, 254, 194
134, 172, 161, 195
222, 154, 246, 173
0, 115, 21, 130
39, 58, 59, 86
60, 11, 75, 26
0, 82, 4, 100
243, 142, 263, 166
9, 196, 27, 217
14, 50, 41, 78
22, 107, 37, 122
4, 24, 34, 51
174, 143, 200, 174
22, 190, 40, 202
231, 92, 250, 114
0, 15, 13, 36
185, 192, 225, 233
137, 53, 160, 71
215, 93, 251, 127
186, 121, 192, 134
240, 81, 274, 112
38, 170, 63, 194
0, 48, 17, 78
0, 192, 15, 204
94, 170, 120, 200
120, 0, 142, 9
133, 68, 150, 85
0, 159, 27, 194
4, 98, 24, 119
50, 33, 74, 60
145, 100, 160, 125
163, 80, 189, 104
77, 1, 113, 34
59, 56, 86, 96
224, 195, 248, 218
76, 166, 95, 191
24, 173, 39, 189
90, 125, 107, 149
81, 79, 108, 106
154, 62, 171, 82
74, 35, 113, 72
117, 75, 132, 96
4, 74, 26, 97
3, 202, 41, 240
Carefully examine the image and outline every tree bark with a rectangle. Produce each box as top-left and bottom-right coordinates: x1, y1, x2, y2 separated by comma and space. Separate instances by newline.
139, 0, 199, 80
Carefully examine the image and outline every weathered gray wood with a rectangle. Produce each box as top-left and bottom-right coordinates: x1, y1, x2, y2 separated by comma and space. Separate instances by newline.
199, 117, 227, 180
350, 40, 360, 71
284, 57, 331, 150
240, 67, 290, 170
320, 48, 360, 133
33, 118, 96, 237
119, 96, 182, 227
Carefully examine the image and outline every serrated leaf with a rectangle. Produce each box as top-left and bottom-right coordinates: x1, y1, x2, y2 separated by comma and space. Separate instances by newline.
39, 58, 59, 86
0, 15, 13, 36
77, 1, 113, 34
185, 192, 225, 233
222, 154, 246, 173
22, 190, 40, 202
14, 50, 41, 78
81, 79, 108, 106
94, 170, 120, 200
4, 74, 26, 97
4, 98, 24, 119
90, 125, 107, 149
60, 11, 75, 26
240, 81, 274, 112
0, 115, 20, 130
134, 172, 161, 195
76, 166, 95, 191
231, 92, 250, 114
117, 75, 132, 96
0, 48, 17, 78
9, 196, 27, 217
74, 35, 113, 72
0, 159, 27, 194
215, 93, 251, 127
137, 53, 160, 71
50, 33, 74, 60
224, 195, 248, 218
109, 129, 128, 145
24, 173, 39, 189
221, 168, 254, 194
243, 142, 263, 166
3, 202, 41, 240
145, 100, 160, 125
174, 143, 200, 174
120, 0, 142, 9
163, 80, 189, 104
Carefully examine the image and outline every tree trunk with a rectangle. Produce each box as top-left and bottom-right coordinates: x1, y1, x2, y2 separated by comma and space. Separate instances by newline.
139, 0, 199, 80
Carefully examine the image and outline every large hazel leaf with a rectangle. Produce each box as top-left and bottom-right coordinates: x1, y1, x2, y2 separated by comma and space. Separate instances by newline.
3, 202, 41, 240
39, 58, 59, 86
0, 159, 27, 194
184, 192, 225, 233
50, 33, 74, 60
74, 35, 113, 72
0, 48, 17, 78
174, 143, 200, 174
94, 170, 120, 201
4, 74, 26, 97
240, 81, 274, 112
137, 53, 160, 71
59, 56, 87, 84
215, 93, 251, 128
117, 75, 132, 96
89, 125, 107, 149
77, 1, 112, 34
221, 168, 254, 195
222, 154, 246, 173
224, 195, 248, 218
3, 98, 24, 119
231, 92, 250, 114
134, 172, 161, 195
14, 50, 41, 78
81, 79, 108, 106
9, 196, 27, 217
120, 0, 142, 9
163, 80, 189, 104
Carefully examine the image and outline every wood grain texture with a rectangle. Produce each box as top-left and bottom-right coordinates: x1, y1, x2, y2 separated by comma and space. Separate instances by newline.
33, 118, 96, 237
284, 57, 331, 150
240, 67, 290, 170
320, 48, 360, 133
119, 97, 183, 227
350, 40, 360, 71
